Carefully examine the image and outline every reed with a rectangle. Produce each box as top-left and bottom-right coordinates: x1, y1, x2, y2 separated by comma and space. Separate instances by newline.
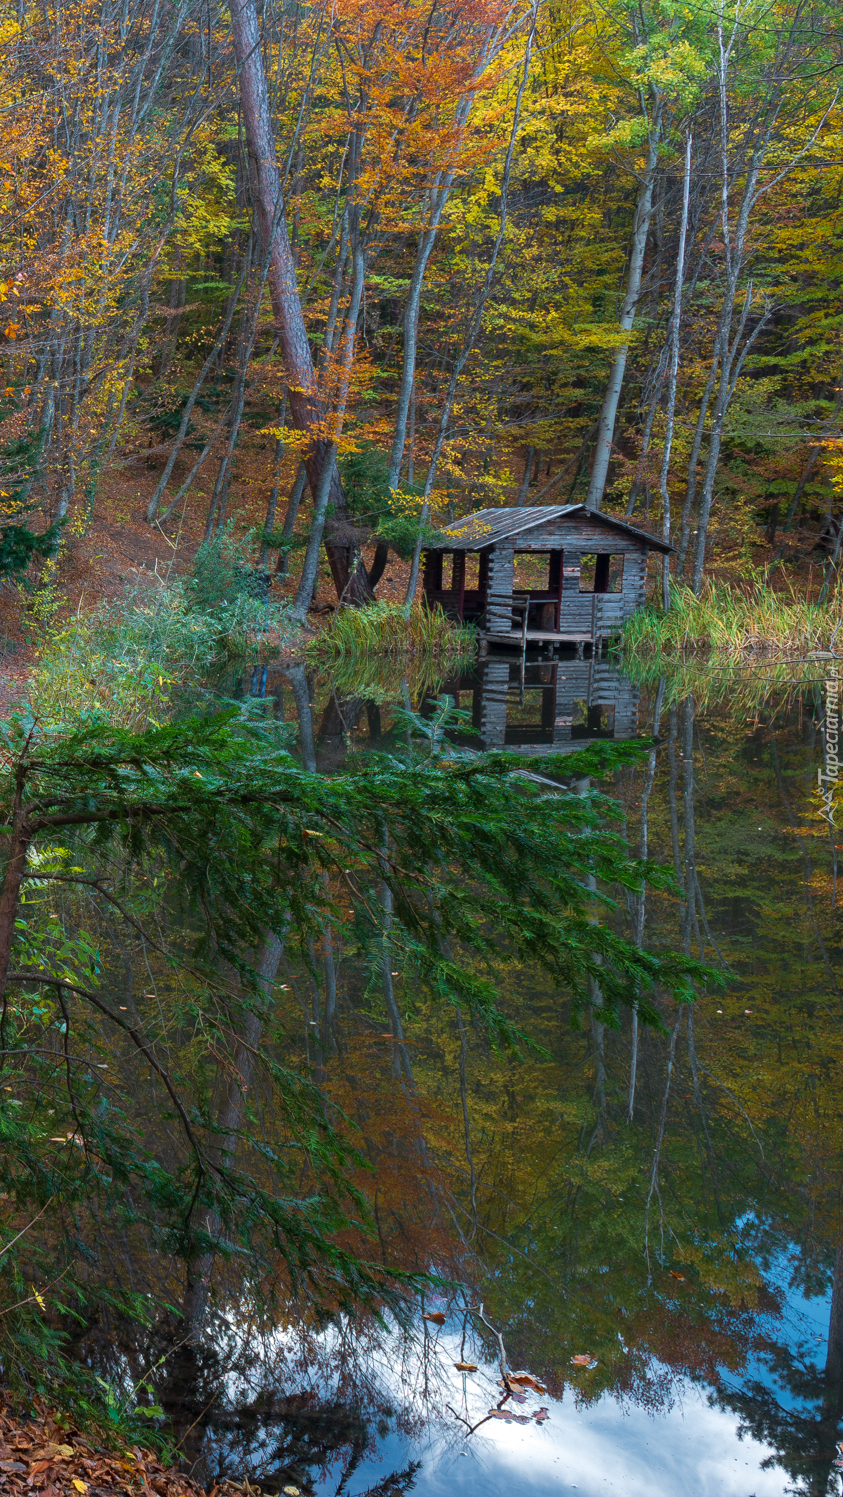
620, 579, 843, 662
309, 600, 474, 669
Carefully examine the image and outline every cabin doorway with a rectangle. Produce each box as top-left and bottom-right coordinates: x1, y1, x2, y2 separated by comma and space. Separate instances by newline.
512, 549, 564, 633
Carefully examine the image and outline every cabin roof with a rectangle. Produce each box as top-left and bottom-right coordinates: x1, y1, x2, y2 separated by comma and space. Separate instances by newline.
434, 505, 673, 554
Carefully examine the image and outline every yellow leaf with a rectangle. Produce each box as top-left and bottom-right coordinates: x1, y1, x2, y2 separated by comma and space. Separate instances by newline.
73, 1481, 88, 1492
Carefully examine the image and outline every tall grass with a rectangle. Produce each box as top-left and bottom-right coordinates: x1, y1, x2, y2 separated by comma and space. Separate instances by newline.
309, 600, 473, 667
621, 580, 843, 661
308, 601, 475, 702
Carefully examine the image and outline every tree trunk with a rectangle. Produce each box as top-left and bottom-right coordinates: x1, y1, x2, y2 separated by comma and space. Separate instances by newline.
585, 115, 662, 512
690, 284, 769, 592
230, 0, 373, 604
516, 444, 535, 503
403, 16, 534, 608
291, 231, 366, 622
658, 134, 692, 609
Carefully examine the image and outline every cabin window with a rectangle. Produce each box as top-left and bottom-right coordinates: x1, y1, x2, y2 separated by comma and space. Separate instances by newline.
578, 554, 624, 593
441, 553, 454, 590
513, 552, 551, 590
464, 553, 481, 589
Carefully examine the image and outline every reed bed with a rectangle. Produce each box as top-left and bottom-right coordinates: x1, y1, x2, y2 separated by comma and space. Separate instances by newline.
306, 600, 474, 704
621, 580, 843, 661
309, 600, 474, 669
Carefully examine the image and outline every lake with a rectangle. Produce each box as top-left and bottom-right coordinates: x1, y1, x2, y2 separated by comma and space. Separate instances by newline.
167, 647, 843, 1497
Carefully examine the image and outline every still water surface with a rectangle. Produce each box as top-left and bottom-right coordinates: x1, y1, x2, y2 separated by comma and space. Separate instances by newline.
183, 650, 843, 1497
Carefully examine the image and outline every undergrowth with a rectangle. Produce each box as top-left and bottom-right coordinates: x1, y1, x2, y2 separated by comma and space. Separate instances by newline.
30, 532, 295, 728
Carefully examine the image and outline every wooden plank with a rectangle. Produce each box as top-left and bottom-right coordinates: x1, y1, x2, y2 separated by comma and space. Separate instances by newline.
485, 629, 597, 642
510, 522, 651, 553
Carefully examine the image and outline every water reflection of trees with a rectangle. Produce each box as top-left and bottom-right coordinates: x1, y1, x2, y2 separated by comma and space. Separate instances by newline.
192, 664, 843, 1495
19, 653, 842, 1495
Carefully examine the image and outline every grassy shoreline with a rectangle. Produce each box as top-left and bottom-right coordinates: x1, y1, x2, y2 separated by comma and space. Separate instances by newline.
308, 599, 472, 662
620, 581, 843, 661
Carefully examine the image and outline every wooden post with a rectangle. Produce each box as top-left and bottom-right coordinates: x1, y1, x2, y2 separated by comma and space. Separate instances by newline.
486, 545, 515, 635
453, 551, 466, 619
550, 550, 564, 631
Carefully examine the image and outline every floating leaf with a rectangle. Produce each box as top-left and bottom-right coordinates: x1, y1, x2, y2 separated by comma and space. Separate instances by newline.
507, 1371, 547, 1393
669, 1271, 686, 1281
571, 1354, 597, 1368
423, 1311, 446, 1325
454, 1362, 478, 1372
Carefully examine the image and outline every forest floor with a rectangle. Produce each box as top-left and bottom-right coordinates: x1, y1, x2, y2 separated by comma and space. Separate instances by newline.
0, 465, 414, 712
0, 1394, 223, 1497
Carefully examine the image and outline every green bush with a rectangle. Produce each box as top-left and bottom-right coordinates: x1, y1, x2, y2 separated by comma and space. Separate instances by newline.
189, 524, 293, 646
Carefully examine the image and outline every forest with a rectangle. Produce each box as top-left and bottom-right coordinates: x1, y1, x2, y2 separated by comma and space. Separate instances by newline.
2, 2, 843, 1496
0, 0, 839, 598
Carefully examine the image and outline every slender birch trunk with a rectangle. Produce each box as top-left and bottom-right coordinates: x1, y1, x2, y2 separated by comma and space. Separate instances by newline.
291, 231, 367, 621
585, 111, 662, 512
658, 135, 692, 609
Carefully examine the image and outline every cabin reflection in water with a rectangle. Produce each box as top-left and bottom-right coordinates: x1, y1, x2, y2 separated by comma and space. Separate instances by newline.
436, 651, 640, 755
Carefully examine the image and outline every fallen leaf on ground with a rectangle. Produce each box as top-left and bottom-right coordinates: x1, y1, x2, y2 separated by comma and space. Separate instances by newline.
423, 1311, 446, 1325
1, 1395, 206, 1497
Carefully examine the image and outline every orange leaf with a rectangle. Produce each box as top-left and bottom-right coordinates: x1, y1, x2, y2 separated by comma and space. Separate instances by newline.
507, 1371, 546, 1392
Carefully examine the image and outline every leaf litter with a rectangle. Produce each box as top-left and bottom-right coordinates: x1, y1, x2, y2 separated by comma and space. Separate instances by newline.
0, 1397, 204, 1497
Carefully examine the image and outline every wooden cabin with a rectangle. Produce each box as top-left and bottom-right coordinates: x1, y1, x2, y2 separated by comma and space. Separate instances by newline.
422, 505, 670, 646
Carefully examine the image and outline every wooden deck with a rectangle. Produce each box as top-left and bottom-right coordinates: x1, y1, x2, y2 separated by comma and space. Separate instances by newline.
484, 629, 612, 644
